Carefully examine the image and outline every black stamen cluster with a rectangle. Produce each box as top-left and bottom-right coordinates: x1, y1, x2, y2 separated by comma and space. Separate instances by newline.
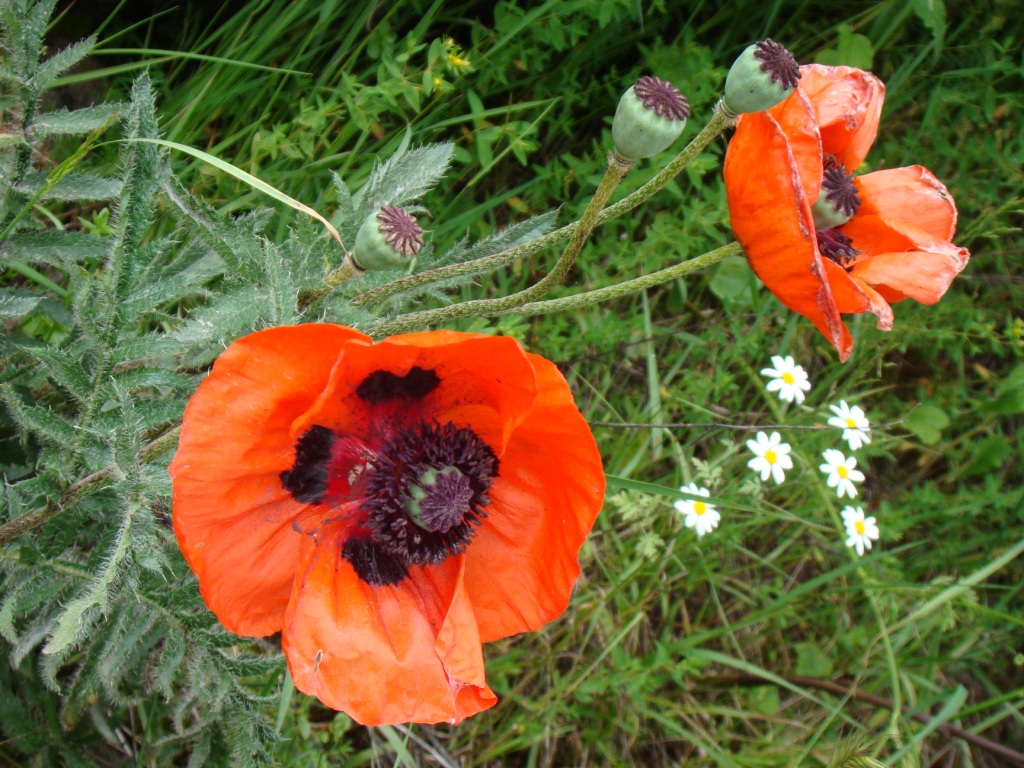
634, 76, 690, 121
754, 38, 800, 90
361, 421, 498, 567
817, 229, 859, 268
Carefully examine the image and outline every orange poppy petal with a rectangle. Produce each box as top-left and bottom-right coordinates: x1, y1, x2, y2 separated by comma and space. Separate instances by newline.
725, 108, 853, 360
463, 353, 604, 643
798, 64, 884, 171
855, 167, 958, 241
296, 334, 538, 459
283, 518, 496, 726
841, 215, 970, 304
170, 324, 369, 636
849, 278, 895, 331
765, 87, 824, 202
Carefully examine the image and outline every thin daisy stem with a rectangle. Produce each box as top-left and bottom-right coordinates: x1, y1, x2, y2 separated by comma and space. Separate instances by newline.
812, 472, 905, 760
350, 104, 735, 311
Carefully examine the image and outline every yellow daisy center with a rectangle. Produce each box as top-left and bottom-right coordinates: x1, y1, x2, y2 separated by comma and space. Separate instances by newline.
855, 520, 865, 535
764, 449, 777, 464
782, 372, 795, 384
846, 417, 858, 428
837, 466, 849, 479
694, 501, 707, 516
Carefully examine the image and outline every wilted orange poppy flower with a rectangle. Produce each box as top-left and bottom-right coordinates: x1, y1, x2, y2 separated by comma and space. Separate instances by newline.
724, 64, 969, 361
169, 324, 604, 726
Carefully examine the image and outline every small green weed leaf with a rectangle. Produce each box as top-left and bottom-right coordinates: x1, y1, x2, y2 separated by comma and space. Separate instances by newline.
963, 433, 1012, 477
904, 404, 950, 445
708, 254, 755, 306
794, 641, 834, 678
2, 231, 111, 269
1, 388, 77, 445
749, 685, 780, 716
911, 0, 946, 50
982, 365, 1024, 415
815, 24, 875, 70
25, 347, 92, 403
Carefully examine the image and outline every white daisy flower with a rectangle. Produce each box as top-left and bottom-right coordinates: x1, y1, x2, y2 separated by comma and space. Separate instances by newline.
760, 355, 812, 404
746, 431, 794, 484
819, 448, 865, 498
828, 400, 871, 451
841, 505, 879, 556
673, 483, 721, 538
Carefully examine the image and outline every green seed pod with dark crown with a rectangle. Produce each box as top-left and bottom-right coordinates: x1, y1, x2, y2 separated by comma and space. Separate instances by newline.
811, 156, 861, 230
612, 76, 690, 161
723, 38, 800, 116
352, 206, 424, 271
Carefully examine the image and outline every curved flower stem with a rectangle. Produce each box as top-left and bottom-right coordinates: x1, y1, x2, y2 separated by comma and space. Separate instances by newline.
297, 253, 362, 312
352, 104, 735, 311
500, 241, 743, 319
371, 241, 742, 335
367, 152, 634, 336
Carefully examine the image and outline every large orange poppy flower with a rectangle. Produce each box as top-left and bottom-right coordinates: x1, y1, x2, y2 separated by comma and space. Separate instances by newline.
724, 64, 969, 361
169, 324, 604, 726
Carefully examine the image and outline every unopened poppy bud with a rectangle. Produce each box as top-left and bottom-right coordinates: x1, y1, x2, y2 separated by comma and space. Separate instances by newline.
612, 75, 689, 161
723, 38, 800, 115
352, 205, 423, 271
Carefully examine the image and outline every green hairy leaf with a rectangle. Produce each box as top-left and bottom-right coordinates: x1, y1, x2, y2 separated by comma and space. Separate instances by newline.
28, 103, 124, 138
43, 510, 134, 656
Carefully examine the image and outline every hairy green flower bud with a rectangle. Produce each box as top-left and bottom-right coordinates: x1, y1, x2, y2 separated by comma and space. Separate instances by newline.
612, 76, 689, 161
352, 206, 424, 271
723, 38, 800, 116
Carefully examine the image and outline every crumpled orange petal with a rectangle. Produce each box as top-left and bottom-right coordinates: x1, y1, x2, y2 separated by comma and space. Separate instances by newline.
797, 64, 884, 171
724, 64, 969, 360
854, 167, 958, 241
724, 98, 859, 360
283, 517, 496, 726
842, 215, 970, 304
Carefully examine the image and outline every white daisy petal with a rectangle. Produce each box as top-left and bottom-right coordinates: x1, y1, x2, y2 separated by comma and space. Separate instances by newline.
747, 431, 793, 485
841, 505, 880, 556
674, 483, 720, 538
820, 449, 865, 499
761, 355, 812, 404
827, 400, 871, 452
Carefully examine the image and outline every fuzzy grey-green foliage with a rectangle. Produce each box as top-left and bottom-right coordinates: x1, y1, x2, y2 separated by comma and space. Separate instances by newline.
0, 2, 559, 764
0, 4, 282, 763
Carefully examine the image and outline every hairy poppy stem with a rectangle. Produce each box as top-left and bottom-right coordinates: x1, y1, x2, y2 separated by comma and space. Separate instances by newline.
494, 241, 743, 319
0, 426, 181, 546
297, 254, 363, 311
366, 152, 634, 336
351, 105, 735, 314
